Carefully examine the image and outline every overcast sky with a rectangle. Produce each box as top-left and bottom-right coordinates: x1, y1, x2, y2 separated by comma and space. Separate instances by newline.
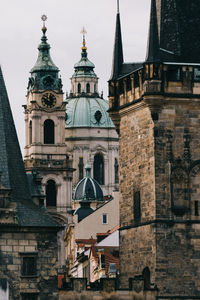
0, 0, 151, 152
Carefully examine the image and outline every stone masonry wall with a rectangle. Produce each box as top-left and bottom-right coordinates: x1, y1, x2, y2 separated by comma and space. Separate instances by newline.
119, 103, 156, 286
0, 229, 58, 300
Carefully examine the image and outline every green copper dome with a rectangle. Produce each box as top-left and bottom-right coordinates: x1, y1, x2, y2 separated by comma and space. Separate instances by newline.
65, 97, 115, 128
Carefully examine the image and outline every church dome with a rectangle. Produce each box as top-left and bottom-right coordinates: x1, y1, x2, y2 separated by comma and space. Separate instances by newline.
66, 31, 115, 129
73, 165, 104, 202
66, 97, 115, 128
73, 202, 94, 222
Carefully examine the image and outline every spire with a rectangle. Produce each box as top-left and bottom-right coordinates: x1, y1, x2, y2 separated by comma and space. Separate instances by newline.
0, 67, 31, 202
30, 15, 59, 73
110, 0, 124, 81
146, 0, 160, 63
81, 27, 88, 58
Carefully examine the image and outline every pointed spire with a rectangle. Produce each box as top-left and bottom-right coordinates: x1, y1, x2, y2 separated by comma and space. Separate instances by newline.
30, 15, 59, 73
0, 67, 31, 202
81, 27, 88, 58
110, 0, 124, 81
146, 0, 160, 63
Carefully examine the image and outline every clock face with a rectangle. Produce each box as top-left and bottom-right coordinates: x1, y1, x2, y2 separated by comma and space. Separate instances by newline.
41, 93, 56, 108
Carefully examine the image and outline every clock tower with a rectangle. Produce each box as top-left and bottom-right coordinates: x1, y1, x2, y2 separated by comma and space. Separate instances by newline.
24, 17, 73, 234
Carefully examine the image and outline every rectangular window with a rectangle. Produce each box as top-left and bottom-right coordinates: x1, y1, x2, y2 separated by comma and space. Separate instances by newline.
21, 254, 37, 277
195, 201, 199, 216
101, 254, 105, 269
21, 293, 38, 300
194, 68, 200, 82
134, 191, 141, 222
102, 213, 108, 224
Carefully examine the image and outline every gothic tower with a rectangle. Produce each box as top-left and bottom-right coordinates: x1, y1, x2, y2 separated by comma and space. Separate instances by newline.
24, 17, 73, 266
109, 0, 200, 296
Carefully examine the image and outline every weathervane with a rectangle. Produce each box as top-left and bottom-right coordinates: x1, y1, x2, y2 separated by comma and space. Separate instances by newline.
41, 14, 47, 27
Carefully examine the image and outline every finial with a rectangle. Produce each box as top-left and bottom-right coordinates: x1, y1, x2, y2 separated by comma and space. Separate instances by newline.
117, 0, 120, 13
41, 14, 47, 34
81, 27, 87, 51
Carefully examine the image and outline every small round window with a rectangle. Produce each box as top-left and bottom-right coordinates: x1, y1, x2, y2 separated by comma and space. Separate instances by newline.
95, 110, 102, 123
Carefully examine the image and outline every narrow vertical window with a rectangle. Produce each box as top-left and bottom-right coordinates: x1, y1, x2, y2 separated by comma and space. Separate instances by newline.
134, 191, 141, 222
143, 267, 151, 290
46, 180, 57, 207
29, 120, 32, 144
94, 153, 104, 185
102, 213, 107, 224
78, 157, 84, 181
94, 84, 96, 93
114, 158, 119, 184
78, 83, 81, 93
44, 119, 54, 144
86, 83, 90, 93
195, 201, 199, 216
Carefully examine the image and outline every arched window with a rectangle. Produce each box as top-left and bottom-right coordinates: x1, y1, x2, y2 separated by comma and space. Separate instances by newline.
94, 153, 104, 185
114, 158, 119, 184
46, 180, 57, 207
86, 83, 90, 93
44, 119, 54, 144
78, 83, 81, 94
29, 120, 32, 144
78, 157, 84, 181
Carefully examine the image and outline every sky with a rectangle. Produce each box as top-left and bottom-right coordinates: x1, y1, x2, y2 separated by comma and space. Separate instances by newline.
0, 0, 151, 152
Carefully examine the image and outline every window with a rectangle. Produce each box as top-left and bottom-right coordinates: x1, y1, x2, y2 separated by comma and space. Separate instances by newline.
134, 191, 141, 222
94, 84, 96, 93
94, 153, 104, 185
143, 267, 151, 290
46, 180, 57, 207
78, 157, 84, 181
194, 68, 200, 82
102, 213, 107, 224
167, 66, 181, 81
29, 121, 32, 144
44, 119, 54, 144
86, 83, 90, 93
100, 254, 105, 269
195, 201, 199, 216
78, 83, 81, 93
21, 294, 38, 300
21, 255, 37, 277
114, 158, 119, 184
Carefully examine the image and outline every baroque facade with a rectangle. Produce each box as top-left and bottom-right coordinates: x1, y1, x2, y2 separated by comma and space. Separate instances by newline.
109, 0, 200, 296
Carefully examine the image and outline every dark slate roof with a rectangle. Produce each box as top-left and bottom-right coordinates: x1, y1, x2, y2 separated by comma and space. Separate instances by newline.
109, 12, 124, 81
74, 202, 94, 223
146, 0, 160, 63
0, 67, 60, 228
151, 0, 200, 63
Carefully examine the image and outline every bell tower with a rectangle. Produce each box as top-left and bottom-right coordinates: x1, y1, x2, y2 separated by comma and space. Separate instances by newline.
24, 16, 73, 227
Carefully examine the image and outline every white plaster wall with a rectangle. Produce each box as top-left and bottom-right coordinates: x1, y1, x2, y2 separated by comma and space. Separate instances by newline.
74, 194, 119, 240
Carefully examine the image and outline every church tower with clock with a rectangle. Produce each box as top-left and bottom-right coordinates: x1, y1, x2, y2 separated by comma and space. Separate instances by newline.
24, 16, 73, 230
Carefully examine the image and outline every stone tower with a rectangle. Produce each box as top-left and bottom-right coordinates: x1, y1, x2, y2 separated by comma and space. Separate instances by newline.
24, 17, 73, 267
65, 31, 119, 197
109, 0, 200, 296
